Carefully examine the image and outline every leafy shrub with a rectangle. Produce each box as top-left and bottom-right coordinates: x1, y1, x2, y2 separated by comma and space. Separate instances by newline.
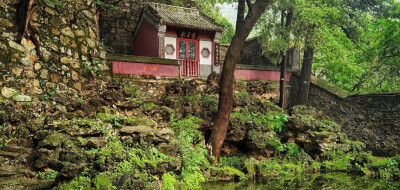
39, 169, 58, 179
162, 172, 179, 190
230, 109, 288, 132
124, 84, 141, 98
368, 156, 400, 180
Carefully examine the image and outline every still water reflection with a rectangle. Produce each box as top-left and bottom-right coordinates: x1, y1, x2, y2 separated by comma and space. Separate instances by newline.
203, 172, 400, 190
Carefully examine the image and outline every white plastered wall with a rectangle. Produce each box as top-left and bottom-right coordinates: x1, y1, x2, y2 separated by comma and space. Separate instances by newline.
164, 36, 177, 59
199, 40, 212, 65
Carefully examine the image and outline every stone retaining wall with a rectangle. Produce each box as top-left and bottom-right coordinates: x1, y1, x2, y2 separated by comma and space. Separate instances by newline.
289, 74, 400, 156
0, 0, 109, 100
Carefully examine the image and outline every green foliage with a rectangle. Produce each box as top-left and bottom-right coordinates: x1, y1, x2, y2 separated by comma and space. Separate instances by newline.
162, 172, 179, 190
39, 87, 56, 101
141, 102, 159, 110
0, 125, 14, 148
93, 173, 114, 190
320, 141, 376, 173
368, 156, 400, 180
67, 135, 179, 189
220, 156, 246, 171
195, 0, 234, 43
254, 0, 400, 92
170, 116, 208, 189
39, 169, 58, 180
58, 168, 92, 190
230, 108, 288, 133
248, 129, 282, 150
170, 116, 247, 188
199, 95, 219, 112
236, 78, 247, 89
83, 60, 100, 73
124, 84, 141, 98
234, 91, 249, 100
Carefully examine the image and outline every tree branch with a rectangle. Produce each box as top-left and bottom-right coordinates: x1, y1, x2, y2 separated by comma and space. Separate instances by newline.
72, 0, 95, 24
246, 0, 253, 11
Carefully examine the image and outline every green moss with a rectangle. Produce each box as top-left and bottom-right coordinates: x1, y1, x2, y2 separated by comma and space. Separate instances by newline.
57, 175, 91, 190
95, 113, 150, 127
208, 166, 247, 181
311, 76, 350, 98
244, 158, 257, 178
93, 173, 114, 190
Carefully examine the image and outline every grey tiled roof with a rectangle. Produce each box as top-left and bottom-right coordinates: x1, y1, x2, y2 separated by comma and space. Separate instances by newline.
147, 3, 224, 31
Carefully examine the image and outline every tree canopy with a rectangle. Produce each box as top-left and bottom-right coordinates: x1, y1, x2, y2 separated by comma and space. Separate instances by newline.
238, 0, 400, 93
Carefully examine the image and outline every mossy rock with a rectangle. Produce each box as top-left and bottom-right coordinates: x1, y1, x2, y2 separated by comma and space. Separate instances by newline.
38, 132, 69, 148
93, 172, 113, 190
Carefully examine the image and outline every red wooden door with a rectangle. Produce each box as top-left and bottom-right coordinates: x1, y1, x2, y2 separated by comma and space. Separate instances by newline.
177, 39, 199, 77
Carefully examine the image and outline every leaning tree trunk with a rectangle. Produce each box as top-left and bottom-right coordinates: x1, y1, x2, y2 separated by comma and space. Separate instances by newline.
208, 0, 271, 160
298, 45, 314, 105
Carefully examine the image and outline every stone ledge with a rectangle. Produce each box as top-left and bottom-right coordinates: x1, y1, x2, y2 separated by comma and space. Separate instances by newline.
293, 72, 350, 98
106, 54, 180, 66
310, 75, 350, 98
236, 64, 289, 72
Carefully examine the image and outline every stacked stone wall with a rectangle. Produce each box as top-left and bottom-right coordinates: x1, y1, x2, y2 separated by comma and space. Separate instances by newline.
0, 0, 109, 101
290, 75, 400, 156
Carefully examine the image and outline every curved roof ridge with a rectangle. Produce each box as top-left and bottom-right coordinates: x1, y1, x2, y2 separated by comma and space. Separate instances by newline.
145, 2, 223, 32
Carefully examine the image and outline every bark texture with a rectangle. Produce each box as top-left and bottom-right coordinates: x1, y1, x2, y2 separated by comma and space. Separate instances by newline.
278, 10, 293, 108
298, 45, 314, 105
208, 0, 271, 160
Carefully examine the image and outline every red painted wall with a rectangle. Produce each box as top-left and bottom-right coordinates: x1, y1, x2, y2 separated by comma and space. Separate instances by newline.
234, 69, 291, 81
132, 21, 159, 57
112, 61, 180, 77
112, 60, 291, 81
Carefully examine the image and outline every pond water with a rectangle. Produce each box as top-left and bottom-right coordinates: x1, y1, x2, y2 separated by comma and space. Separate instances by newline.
203, 172, 400, 190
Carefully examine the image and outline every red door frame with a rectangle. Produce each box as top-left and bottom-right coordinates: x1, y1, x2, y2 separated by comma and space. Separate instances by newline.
177, 38, 199, 76
176, 38, 199, 60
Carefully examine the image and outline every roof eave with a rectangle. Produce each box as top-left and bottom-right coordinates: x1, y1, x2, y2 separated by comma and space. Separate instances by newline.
163, 22, 223, 32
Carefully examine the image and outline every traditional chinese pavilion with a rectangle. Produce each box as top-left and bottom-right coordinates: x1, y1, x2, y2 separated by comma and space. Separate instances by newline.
110, 2, 294, 82
129, 2, 224, 77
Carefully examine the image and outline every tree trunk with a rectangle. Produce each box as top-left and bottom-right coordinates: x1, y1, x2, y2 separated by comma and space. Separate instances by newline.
298, 45, 314, 105
278, 9, 293, 108
208, 0, 271, 160
18, 0, 35, 41
236, 0, 245, 32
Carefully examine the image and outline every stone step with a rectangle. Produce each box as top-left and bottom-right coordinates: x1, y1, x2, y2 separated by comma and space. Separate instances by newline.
0, 177, 54, 190
0, 165, 16, 177
0, 151, 19, 159
0, 146, 30, 154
